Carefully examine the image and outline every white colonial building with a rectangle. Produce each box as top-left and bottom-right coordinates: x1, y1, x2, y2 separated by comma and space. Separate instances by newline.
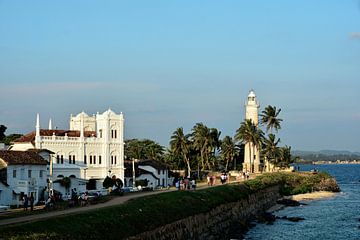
243, 90, 261, 173
10, 109, 125, 194
0, 150, 49, 206
124, 160, 171, 189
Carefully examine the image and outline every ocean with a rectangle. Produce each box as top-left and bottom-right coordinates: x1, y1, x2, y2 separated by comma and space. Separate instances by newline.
244, 164, 360, 240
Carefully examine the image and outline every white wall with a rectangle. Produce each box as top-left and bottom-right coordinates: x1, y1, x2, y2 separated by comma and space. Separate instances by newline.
1, 164, 48, 206
138, 165, 169, 187
0, 182, 12, 206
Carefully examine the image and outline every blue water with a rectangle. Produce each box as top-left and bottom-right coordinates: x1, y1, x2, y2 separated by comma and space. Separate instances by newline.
245, 164, 360, 240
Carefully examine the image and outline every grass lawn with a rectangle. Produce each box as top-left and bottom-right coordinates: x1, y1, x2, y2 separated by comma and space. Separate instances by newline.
0, 172, 338, 240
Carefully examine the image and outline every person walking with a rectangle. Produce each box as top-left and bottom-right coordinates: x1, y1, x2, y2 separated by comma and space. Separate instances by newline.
29, 193, 34, 211
23, 195, 28, 211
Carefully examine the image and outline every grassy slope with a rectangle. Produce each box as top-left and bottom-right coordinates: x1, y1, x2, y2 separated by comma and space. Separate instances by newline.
0, 172, 338, 240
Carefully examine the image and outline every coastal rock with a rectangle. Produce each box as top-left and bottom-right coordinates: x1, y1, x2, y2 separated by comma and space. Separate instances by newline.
256, 212, 276, 224
314, 178, 341, 192
276, 199, 301, 207
279, 216, 305, 222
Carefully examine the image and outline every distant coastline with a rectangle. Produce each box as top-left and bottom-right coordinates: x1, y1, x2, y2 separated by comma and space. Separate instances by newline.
312, 160, 360, 165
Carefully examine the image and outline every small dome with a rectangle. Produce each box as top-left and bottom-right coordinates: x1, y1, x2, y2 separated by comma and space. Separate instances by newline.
102, 108, 116, 116
75, 111, 89, 118
248, 90, 256, 98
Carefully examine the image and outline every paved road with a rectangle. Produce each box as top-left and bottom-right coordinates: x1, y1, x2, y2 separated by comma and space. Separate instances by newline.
0, 178, 250, 227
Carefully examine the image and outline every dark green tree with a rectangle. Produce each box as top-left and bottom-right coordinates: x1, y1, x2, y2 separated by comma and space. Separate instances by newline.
60, 177, 71, 191
262, 133, 281, 167
278, 145, 293, 168
2, 134, 23, 145
220, 136, 238, 171
170, 127, 191, 177
125, 139, 165, 161
0, 125, 7, 141
260, 105, 283, 133
103, 176, 114, 188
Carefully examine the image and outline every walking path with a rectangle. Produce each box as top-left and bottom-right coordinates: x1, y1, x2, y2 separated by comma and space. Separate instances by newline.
0, 189, 174, 227
0, 178, 250, 227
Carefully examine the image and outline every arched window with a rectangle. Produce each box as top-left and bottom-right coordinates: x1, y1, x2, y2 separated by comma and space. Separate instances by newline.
110, 125, 117, 139
56, 153, 64, 164
110, 151, 118, 165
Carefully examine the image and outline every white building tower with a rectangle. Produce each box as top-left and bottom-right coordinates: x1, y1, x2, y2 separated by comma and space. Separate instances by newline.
243, 90, 261, 173
11, 109, 125, 195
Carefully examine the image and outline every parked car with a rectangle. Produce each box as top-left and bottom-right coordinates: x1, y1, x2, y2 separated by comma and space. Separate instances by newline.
0, 205, 10, 212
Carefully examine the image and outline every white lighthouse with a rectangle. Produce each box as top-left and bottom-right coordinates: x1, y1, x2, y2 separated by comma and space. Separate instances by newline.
243, 90, 261, 173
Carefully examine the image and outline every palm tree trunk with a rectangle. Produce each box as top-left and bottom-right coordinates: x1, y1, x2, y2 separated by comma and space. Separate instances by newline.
249, 142, 252, 173
205, 151, 211, 170
185, 156, 191, 178
200, 150, 205, 170
253, 145, 256, 173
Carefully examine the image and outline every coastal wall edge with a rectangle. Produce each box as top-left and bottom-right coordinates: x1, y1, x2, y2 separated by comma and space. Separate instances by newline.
126, 185, 281, 240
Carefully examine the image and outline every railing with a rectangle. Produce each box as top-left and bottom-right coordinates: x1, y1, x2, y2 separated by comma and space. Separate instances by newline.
42, 136, 53, 140
17, 180, 29, 186
68, 137, 78, 141
41, 136, 79, 141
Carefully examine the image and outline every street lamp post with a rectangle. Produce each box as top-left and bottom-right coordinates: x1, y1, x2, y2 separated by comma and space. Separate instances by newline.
132, 159, 136, 187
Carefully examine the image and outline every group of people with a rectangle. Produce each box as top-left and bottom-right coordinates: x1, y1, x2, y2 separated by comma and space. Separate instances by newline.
220, 173, 229, 184
45, 194, 56, 210
242, 171, 250, 180
207, 175, 217, 186
207, 172, 231, 186
175, 177, 196, 190
22, 194, 35, 211
68, 188, 89, 207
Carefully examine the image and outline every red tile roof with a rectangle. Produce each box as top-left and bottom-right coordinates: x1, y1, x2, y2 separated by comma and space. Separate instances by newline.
0, 150, 48, 165
28, 149, 55, 154
14, 129, 97, 143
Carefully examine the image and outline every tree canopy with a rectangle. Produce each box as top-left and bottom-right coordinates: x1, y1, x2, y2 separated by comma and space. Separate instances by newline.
125, 139, 165, 161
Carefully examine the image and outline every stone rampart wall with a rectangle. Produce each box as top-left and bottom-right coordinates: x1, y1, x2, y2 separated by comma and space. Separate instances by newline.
127, 185, 280, 240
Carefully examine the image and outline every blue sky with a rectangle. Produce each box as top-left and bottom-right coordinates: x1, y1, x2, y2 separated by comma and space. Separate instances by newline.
0, 1, 359, 151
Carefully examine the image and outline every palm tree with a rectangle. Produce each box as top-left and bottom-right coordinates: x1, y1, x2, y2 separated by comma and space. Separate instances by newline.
143, 140, 165, 161
220, 136, 238, 171
262, 133, 281, 170
163, 148, 184, 169
170, 127, 191, 177
260, 105, 283, 133
278, 145, 292, 168
208, 128, 221, 169
235, 119, 263, 173
191, 123, 210, 170
125, 139, 165, 161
